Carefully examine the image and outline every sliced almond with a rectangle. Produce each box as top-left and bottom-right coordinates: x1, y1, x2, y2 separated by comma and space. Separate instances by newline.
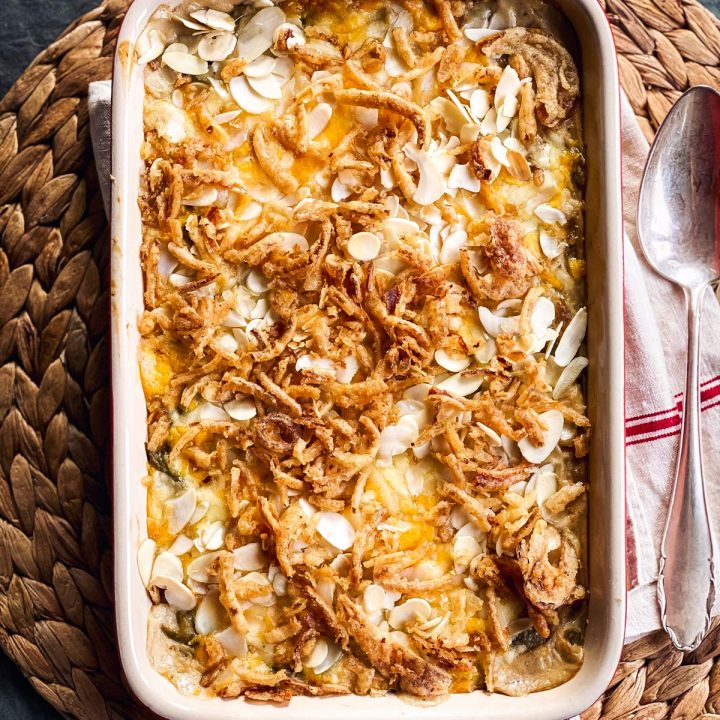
165, 487, 197, 535
236, 7, 287, 63
470, 88, 491, 119
478, 306, 519, 337
305, 638, 329, 669
448, 163, 480, 193
378, 423, 417, 458
201, 521, 225, 551
183, 186, 217, 207
348, 232, 381, 261
435, 372, 483, 397
389, 598, 432, 629
453, 535, 483, 572
137, 28, 166, 65
151, 551, 183, 583
261, 231, 309, 252
534, 203, 568, 225
307, 102, 333, 139
404, 144, 445, 205
247, 73, 282, 100
187, 550, 223, 583
195, 588, 229, 634
198, 31, 236, 62
224, 397, 257, 421
530, 297, 556, 338
153, 576, 196, 611
162, 50, 208, 76
554, 307, 587, 367
439, 229, 468, 264
296, 355, 335, 374
216, 626, 248, 656
507, 150, 532, 181
539, 231, 568, 259
167, 534, 194, 555
335, 355, 359, 384
477, 422, 502, 446
245, 268, 269, 293
463, 26, 501, 42
273, 21, 305, 51
229, 75, 271, 114
331, 177, 352, 202
189, 8, 236, 32
137, 538, 156, 588
244, 54, 277, 77
316, 512, 355, 550
435, 348, 470, 372
233, 542, 267, 571
190, 501, 209, 526
363, 584, 387, 614
553, 356, 588, 399
314, 641, 342, 674
518, 409, 564, 464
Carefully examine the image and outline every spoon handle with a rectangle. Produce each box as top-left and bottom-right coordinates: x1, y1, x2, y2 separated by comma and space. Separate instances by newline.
657, 285, 716, 652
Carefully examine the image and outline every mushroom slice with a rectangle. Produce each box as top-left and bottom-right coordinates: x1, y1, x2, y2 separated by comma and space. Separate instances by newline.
553, 307, 587, 367
316, 512, 355, 550
153, 576, 196, 611
162, 50, 209, 76
165, 488, 197, 535
518, 410, 564, 464
195, 588, 229, 634
198, 31, 237, 62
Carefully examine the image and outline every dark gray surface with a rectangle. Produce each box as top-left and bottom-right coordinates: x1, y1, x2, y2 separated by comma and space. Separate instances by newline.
0, 0, 719, 718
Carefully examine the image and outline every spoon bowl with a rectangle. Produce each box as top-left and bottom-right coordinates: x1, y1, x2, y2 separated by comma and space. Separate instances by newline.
638, 85, 720, 289
637, 85, 720, 652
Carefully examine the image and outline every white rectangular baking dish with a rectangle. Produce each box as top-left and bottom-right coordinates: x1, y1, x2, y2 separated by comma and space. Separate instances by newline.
111, 1, 626, 717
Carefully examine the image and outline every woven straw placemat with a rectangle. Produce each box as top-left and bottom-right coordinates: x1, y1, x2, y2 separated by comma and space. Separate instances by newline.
0, 0, 718, 718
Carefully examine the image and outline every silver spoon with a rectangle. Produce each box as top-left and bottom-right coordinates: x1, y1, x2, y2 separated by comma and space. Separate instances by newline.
637, 85, 720, 652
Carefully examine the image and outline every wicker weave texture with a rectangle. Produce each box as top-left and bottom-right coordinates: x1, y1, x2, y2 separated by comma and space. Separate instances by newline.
0, 0, 717, 718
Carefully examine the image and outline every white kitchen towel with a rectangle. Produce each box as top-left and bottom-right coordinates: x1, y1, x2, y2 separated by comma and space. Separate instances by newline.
87, 79, 720, 641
